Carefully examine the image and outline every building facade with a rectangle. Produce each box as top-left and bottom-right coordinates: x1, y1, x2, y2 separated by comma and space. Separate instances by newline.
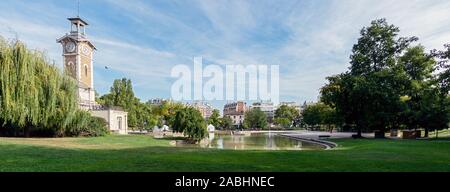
223, 101, 247, 127
189, 101, 214, 119
57, 17, 128, 134
250, 101, 276, 122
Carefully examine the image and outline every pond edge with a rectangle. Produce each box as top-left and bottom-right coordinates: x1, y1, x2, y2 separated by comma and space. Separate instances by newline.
279, 135, 338, 150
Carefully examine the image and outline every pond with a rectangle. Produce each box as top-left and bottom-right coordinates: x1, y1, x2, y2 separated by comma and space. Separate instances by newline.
176, 133, 326, 150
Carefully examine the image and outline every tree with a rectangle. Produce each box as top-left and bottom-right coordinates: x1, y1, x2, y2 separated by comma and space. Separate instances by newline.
302, 103, 336, 131
158, 101, 185, 129
208, 109, 221, 128
274, 105, 300, 129
100, 78, 137, 126
0, 37, 106, 137
349, 19, 417, 76
220, 116, 233, 130
172, 108, 187, 133
243, 108, 268, 129
321, 19, 417, 138
321, 19, 450, 138
99, 78, 161, 130
172, 107, 208, 142
274, 118, 291, 129
399, 46, 439, 136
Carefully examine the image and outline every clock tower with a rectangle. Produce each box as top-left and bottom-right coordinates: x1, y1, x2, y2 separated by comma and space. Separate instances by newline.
57, 17, 97, 109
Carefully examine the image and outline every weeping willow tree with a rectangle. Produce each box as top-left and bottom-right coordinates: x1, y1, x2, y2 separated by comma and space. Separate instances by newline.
0, 37, 106, 137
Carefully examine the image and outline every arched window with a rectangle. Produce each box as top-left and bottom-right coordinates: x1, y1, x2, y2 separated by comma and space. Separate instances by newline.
84, 64, 88, 77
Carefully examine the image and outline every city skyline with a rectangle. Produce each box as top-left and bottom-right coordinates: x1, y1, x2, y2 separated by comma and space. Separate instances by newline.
1, 0, 450, 110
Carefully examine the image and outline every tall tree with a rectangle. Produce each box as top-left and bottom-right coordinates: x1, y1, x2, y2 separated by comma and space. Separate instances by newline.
243, 108, 268, 129
302, 103, 336, 131
220, 116, 233, 130
100, 78, 156, 129
208, 109, 221, 128
350, 19, 417, 76
322, 19, 417, 138
274, 105, 300, 128
172, 107, 208, 142
399, 46, 438, 136
0, 38, 106, 137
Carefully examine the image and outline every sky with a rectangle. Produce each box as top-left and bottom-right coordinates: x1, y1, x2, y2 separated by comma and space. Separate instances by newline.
1, 0, 450, 110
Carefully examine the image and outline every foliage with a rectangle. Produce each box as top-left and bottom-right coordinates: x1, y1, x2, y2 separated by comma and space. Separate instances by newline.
99, 78, 160, 130
274, 118, 291, 129
274, 105, 300, 128
243, 108, 268, 129
0, 38, 105, 137
172, 107, 208, 142
219, 116, 233, 130
302, 103, 337, 129
65, 111, 108, 137
320, 19, 450, 138
208, 109, 221, 128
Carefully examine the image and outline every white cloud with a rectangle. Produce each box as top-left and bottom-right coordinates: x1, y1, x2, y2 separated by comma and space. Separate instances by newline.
1, 0, 450, 107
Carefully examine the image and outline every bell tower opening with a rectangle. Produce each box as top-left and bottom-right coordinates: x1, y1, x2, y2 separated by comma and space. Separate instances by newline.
69, 17, 88, 36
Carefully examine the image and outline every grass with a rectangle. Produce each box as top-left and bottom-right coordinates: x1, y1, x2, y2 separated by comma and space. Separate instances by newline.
0, 135, 449, 172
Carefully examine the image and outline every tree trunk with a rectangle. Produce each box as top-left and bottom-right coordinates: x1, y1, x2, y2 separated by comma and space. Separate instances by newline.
356, 127, 362, 138
379, 126, 386, 139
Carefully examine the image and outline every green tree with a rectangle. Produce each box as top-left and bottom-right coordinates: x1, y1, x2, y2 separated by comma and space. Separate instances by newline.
399, 46, 439, 136
0, 38, 106, 137
274, 105, 300, 129
100, 78, 161, 130
274, 118, 291, 129
172, 107, 208, 142
322, 19, 417, 138
243, 108, 268, 129
158, 101, 185, 129
302, 103, 336, 128
220, 116, 233, 130
208, 109, 221, 128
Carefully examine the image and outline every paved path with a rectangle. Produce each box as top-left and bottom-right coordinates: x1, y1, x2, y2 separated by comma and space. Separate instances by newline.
282, 131, 374, 139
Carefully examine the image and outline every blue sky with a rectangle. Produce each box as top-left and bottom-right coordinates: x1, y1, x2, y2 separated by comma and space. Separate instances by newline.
1, 0, 450, 110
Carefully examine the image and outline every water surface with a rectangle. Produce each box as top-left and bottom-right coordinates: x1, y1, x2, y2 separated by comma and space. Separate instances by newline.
177, 133, 325, 150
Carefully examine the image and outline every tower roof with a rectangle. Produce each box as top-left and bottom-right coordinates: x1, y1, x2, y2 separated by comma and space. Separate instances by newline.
68, 17, 89, 26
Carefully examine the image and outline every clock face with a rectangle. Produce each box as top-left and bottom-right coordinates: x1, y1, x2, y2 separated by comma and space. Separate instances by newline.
65, 42, 76, 53
82, 45, 90, 56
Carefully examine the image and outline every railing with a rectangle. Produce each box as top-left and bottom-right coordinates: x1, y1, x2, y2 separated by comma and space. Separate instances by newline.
79, 101, 104, 111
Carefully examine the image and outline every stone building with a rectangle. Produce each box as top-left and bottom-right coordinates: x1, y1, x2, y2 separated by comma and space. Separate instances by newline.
190, 101, 214, 119
249, 101, 276, 122
223, 101, 247, 127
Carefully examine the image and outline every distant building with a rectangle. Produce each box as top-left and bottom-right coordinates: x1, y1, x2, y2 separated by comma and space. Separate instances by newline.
57, 17, 128, 134
190, 101, 214, 119
223, 101, 247, 127
280, 101, 301, 112
147, 98, 167, 106
250, 101, 276, 122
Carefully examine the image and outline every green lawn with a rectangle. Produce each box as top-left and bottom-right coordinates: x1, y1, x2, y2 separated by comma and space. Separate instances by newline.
0, 135, 449, 172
